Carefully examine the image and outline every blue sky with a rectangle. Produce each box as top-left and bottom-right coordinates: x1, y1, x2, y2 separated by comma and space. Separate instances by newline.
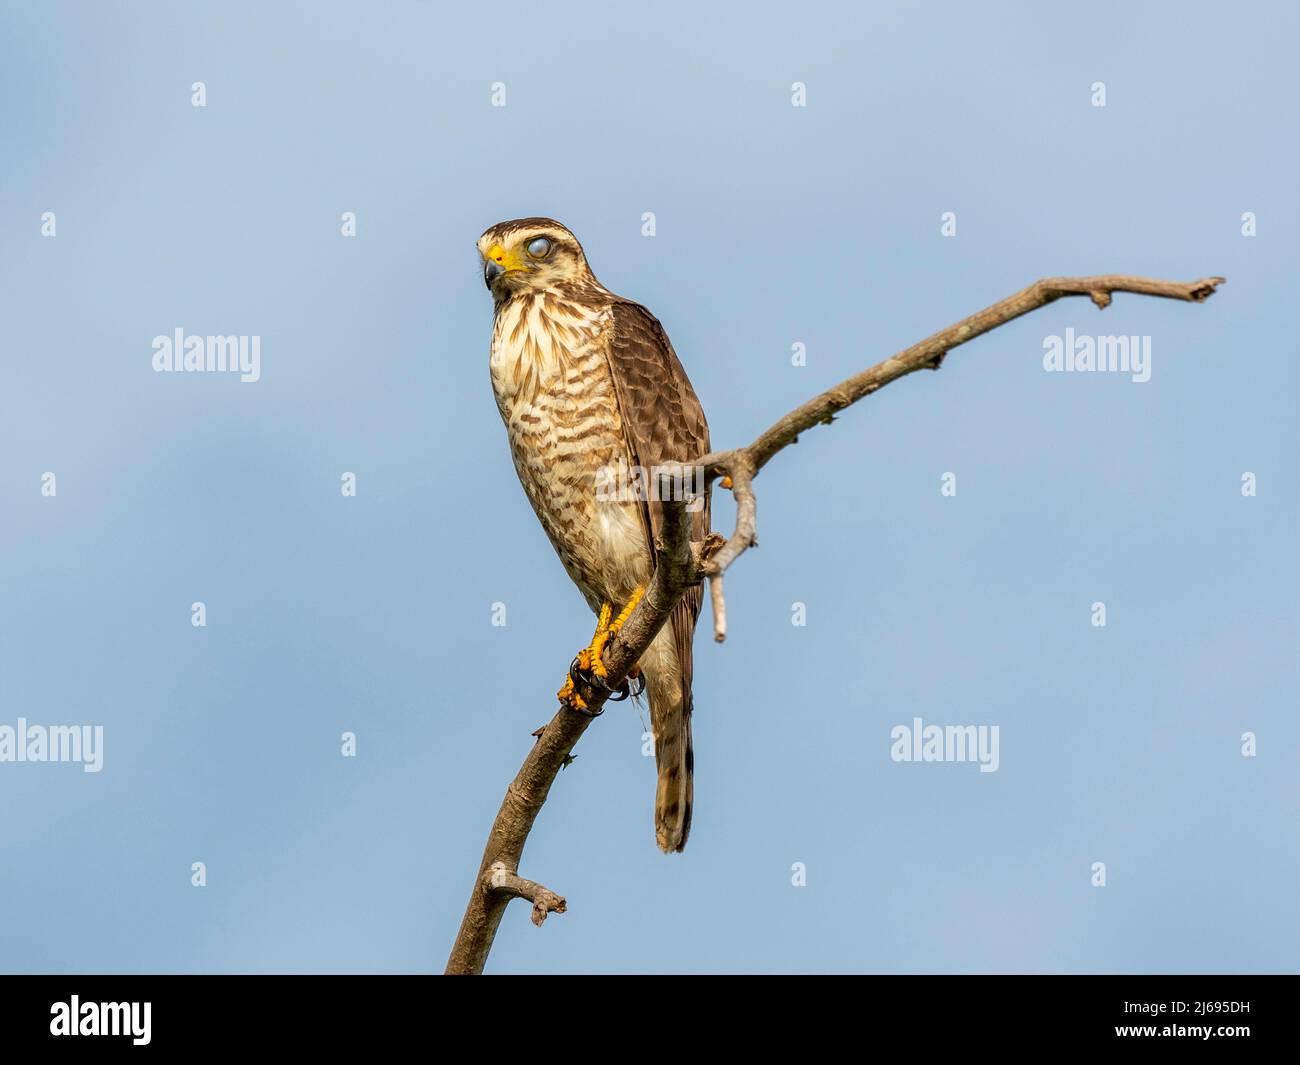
1, 0, 1296, 973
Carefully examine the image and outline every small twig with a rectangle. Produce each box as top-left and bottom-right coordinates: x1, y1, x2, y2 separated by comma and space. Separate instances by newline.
708, 575, 727, 643
486, 862, 567, 927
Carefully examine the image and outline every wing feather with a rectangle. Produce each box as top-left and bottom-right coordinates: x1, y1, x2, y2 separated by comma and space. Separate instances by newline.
604, 300, 710, 706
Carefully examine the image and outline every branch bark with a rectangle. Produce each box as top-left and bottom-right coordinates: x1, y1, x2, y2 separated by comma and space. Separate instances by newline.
445, 272, 1224, 975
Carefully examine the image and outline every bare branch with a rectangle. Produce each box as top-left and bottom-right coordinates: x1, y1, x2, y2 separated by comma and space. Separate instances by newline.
446, 272, 1223, 974
694, 274, 1225, 578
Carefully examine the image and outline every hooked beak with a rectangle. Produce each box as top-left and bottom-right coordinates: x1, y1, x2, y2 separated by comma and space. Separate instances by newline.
482, 242, 524, 291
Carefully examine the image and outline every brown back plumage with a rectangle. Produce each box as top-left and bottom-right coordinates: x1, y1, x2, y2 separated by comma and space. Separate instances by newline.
604, 301, 710, 851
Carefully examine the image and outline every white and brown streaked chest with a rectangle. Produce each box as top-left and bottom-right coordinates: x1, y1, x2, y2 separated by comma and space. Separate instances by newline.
488, 290, 651, 606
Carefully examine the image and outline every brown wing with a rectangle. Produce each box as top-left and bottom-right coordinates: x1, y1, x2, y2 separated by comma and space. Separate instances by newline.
605, 300, 711, 703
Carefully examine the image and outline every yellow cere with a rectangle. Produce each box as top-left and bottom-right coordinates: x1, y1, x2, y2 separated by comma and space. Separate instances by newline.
485, 243, 526, 272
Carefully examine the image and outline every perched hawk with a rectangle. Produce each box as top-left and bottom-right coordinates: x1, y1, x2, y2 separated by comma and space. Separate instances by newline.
478, 218, 710, 853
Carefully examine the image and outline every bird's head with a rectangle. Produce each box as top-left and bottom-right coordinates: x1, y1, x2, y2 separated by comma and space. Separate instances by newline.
477, 217, 594, 299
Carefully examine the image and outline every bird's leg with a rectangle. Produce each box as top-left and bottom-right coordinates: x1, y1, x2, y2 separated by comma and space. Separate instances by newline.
558, 604, 612, 715
557, 588, 647, 714
582, 603, 615, 680
596, 586, 647, 700
608, 585, 645, 640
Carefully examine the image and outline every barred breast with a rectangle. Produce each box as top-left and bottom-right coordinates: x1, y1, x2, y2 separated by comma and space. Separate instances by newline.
489, 290, 651, 609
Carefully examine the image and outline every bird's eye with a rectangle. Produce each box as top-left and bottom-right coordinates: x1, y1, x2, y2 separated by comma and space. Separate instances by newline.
526, 237, 553, 258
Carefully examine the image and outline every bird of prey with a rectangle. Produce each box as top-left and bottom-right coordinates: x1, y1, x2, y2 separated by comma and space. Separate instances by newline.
478, 217, 710, 853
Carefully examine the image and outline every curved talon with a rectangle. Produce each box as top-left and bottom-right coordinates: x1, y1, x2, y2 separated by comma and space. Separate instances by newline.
570, 656, 641, 704
568, 699, 604, 719
603, 664, 646, 703
571, 655, 612, 692
561, 657, 606, 717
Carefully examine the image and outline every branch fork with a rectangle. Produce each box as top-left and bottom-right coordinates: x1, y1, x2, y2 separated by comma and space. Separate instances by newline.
486, 862, 566, 927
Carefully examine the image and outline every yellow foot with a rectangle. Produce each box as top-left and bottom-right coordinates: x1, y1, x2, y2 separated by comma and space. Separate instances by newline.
556, 673, 587, 713
557, 602, 612, 712
556, 589, 646, 713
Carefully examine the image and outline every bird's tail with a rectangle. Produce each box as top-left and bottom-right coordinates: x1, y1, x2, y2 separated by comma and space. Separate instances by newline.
642, 628, 694, 853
